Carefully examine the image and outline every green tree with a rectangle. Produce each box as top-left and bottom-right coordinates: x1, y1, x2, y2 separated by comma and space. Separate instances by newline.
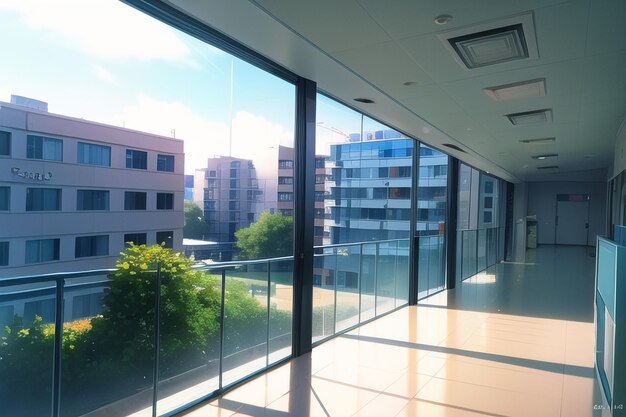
184, 201, 210, 239
91, 243, 221, 374
235, 211, 293, 259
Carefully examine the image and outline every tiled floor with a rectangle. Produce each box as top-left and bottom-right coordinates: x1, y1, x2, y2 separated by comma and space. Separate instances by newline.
180, 246, 608, 417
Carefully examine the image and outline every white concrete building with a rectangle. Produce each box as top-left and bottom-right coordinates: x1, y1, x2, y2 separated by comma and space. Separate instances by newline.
0, 97, 184, 278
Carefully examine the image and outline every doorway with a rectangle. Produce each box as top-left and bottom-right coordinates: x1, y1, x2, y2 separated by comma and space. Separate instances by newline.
555, 194, 590, 245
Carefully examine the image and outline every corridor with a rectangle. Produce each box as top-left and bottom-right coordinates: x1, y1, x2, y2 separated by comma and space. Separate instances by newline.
181, 245, 605, 417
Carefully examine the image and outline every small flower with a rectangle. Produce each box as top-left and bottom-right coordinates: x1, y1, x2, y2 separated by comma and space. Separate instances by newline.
145, 254, 151, 260
140, 263, 148, 270
130, 271, 136, 275
171, 267, 177, 273
122, 262, 130, 270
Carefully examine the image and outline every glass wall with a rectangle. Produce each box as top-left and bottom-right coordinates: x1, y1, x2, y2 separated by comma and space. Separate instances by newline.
313, 95, 413, 342
416, 144, 448, 299
456, 163, 507, 281
0, 1, 295, 415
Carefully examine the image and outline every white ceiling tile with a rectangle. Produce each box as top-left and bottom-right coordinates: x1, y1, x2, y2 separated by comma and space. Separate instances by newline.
332, 42, 435, 92
255, 0, 390, 52
585, 0, 626, 55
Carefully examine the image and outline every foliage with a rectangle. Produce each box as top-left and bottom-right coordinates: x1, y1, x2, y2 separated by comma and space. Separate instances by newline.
235, 211, 293, 260
0, 244, 294, 415
184, 201, 210, 239
95, 243, 220, 373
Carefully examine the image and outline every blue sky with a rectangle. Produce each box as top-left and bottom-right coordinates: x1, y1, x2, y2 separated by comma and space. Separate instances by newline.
0, 0, 391, 173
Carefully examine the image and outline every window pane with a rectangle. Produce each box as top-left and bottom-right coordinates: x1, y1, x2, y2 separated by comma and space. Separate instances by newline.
124, 191, 146, 210
0, 187, 9, 211
0, 130, 10, 155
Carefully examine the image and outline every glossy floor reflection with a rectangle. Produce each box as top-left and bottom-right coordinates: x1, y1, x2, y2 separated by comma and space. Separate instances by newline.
180, 246, 606, 417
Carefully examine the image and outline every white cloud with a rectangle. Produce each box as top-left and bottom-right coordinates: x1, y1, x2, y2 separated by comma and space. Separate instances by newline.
0, 0, 196, 64
111, 94, 294, 175
91, 64, 117, 84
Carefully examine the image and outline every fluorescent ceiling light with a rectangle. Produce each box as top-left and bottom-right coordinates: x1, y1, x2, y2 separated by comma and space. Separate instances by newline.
506, 109, 552, 125
532, 153, 558, 160
484, 78, 545, 101
519, 137, 556, 144
536, 165, 559, 170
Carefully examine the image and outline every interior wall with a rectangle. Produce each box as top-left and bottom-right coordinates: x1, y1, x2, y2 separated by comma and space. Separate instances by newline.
527, 182, 607, 246
613, 119, 626, 178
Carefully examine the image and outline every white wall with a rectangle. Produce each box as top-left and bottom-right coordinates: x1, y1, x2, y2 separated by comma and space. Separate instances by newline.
527, 181, 607, 246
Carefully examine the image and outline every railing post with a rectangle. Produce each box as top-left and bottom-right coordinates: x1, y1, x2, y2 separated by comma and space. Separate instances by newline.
357, 243, 363, 324
219, 268, 226, 389
152, 264, 162, 417
374, 243, 379, 316
52, 279, 64, 417
266, 260, 271, 366
332, 249, 337, 336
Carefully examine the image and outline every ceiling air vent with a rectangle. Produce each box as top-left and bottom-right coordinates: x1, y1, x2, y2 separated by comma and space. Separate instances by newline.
439, 13, 538, 70
536, 165, 558, 170
484, 78, 545, 101
506, 109, 552, 125
532, 153, 558, 160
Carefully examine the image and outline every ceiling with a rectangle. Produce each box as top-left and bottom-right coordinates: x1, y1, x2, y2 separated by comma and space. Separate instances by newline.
166, 0, 626, 182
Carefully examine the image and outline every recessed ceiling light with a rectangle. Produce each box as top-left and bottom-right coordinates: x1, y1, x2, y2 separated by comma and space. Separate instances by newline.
506, 109, 552, 125
532, 153, 558, 160
402, 81, 419, 86
442, 143, 466, 152
519, 137, 556, 145
353, 98, 375, 104
434, 14, 453, 25
484, 78, 546, 101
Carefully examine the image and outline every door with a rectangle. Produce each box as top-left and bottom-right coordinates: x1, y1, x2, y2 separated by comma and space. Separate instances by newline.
555, 195, 589, 245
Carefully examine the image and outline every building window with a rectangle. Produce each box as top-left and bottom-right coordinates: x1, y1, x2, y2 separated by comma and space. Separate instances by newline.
230, 168, 238, 178
229, 201, 239, 210
279, 160, 293, 169
229, 211, 240, 222
208, 170, 216, 177
484, 180, 494, 193
0, 242, 8, 266
156, 231, 173, 249
156, 193, 173, 210
157, 154, 174, 172
230, 179, 239, 189
77, 190, 109, 210
230, 161, 240, 168
77, 142, 111, 166
315, 191, 325, 202
124, 233, 147, 246
279, 209, 294, 216
0, 131, 10, 156
278, 192, 293, 201
124, 192, 147, 210
27, 135, 62, 161
229, 190, 238, 200
0, 187, 9, 211
389, 187, 410, 199
75, 235, 109, 258
484, 211, 493, 223
279, 176, 294, 185
484, 196, 493, 209
26, 188, 61, 211
25, 239, 60, 264
207, 179, 217, 188
126, 149, 147, 170
315, 175, 326, 184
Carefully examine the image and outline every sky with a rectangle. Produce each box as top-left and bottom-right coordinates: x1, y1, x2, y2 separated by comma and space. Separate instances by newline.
0, 0, 399, 174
